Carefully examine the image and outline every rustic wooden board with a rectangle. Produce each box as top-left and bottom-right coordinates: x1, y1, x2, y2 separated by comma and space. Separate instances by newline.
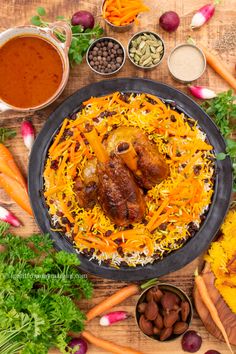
1, 0, 236, 353
194, 263, 236, 346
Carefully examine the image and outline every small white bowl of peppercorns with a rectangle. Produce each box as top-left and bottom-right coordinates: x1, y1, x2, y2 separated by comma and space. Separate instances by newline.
86, 37, 126, 75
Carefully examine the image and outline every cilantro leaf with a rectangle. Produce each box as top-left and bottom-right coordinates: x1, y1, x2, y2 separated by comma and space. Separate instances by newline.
30, 8, 103, 66
37, 7, 46, 16
31, 15, 43, 26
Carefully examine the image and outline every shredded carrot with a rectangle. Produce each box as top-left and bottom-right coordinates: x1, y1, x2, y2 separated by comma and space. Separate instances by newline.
147, 199, 169, 231
49, 119, 68, 154
85, 128, 109, 163
44, 185, 66, 197
103, 0, 149, 26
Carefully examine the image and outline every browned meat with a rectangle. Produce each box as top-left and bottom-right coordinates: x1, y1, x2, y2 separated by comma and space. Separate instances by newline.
106, 126, 169, 190
74, 178, 97, 210
133, 135, 169, 189
97, 155, 146, 226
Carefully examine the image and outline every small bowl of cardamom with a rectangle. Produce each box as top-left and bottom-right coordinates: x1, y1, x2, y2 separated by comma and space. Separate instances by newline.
127, 31, 165, 69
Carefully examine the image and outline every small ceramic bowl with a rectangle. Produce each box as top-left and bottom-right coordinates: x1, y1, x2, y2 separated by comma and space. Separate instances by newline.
86, 37, 126, 76
135, 283, 193, 342
101, 0, 135, 32
0, 22, 72, 113
127, 31, 165, 70
168, 43, 206, 83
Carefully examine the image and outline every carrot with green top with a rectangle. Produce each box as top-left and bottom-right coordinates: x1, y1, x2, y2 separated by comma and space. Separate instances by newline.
86, 278, 158, 322
194, 269, 233, 353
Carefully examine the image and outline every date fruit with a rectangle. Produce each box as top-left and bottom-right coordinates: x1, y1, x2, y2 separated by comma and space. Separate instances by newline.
173, 321, 189, 335
163, 310, 179, 328
139, 315, 154, 336
145, 301, 159, 321
160, 327, 173, 341
181, 301, 190, 322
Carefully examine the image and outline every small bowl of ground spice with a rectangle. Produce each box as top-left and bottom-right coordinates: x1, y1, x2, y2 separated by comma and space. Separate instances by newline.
127, 31, 165, 69
86, 37, 126, 75
168, 44, 206, 83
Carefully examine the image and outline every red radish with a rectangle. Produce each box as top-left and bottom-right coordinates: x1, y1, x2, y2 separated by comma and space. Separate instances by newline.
191, 1, 221, 29
188, 86, 217, 99
21, 120, 35, 152
0, 205, 21, 227
99, 311, 129, 326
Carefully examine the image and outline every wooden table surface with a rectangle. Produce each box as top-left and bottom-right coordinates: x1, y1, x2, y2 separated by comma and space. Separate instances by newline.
0, 0, 236, 353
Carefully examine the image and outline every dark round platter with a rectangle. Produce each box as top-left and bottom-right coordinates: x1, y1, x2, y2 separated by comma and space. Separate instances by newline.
28, 78, 232, 281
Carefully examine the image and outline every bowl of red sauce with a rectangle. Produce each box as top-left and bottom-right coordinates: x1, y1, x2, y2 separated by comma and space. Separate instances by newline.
0, 22, 72, 112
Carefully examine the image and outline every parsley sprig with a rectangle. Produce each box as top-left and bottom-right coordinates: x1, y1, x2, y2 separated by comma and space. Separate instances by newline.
202, 90, 236, 191
31, 7, 103, 66
0, 223, 93, 354
0, 127, 16, 144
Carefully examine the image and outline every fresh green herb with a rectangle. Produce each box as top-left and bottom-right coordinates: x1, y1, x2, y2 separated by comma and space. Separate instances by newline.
37, 7, 46, 17
202, 90, 236, 191
216, 152, 227, 160
0, 222, 93, 354
31, 7, 103, 65
0, 127, 16, 144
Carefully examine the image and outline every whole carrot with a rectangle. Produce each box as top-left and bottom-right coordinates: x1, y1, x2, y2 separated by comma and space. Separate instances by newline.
199, 44, 236, 91
82, 330, 143, 354
194, 269, 233, 353
0, 173, 33, 216
86, 278, 158, 322
0, 143, 27, 189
